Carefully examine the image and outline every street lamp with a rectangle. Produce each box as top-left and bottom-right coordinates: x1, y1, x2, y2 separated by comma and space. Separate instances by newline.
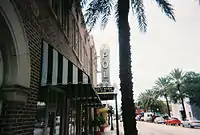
108, 106, 114, 130
114, 93, 119, 135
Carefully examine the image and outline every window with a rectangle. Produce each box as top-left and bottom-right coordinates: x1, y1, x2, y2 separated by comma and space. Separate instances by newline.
171, 117, 178, 120
79, 39, 82, 63
50, 0, 67, 30
0, 49, 3, 87
50, 0, 60, 18
61, 0, 67, 29
66, 10, 70, 36
189, 112, 192, 117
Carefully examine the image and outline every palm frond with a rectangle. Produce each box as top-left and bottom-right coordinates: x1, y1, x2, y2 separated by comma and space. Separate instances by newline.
101, 1, 113, 29
114, 3, 119, 24
170, 68, 184, 83
131, 0, 147, 32
84, 0, 113, 31
154, 0, 176, 21
80, 0, 88, 7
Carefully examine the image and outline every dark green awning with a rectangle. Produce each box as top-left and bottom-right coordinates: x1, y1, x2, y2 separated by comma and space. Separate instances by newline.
39, 83, 102, 106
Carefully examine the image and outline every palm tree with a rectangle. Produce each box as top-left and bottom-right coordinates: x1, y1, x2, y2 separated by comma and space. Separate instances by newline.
137, 89, 158, 113
83, 0, 175, 134
182, 71, 200, 108
169, 68, 186, 120
154, 76, 171, 117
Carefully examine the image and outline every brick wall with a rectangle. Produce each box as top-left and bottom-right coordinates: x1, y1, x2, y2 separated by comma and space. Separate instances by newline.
0, 0, 42, 134
0, 0, 96, 134
36, 0, 82, 69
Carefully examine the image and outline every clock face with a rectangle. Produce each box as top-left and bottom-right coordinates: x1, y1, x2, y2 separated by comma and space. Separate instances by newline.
0, 50, 3, 87
101, 61, 109, 69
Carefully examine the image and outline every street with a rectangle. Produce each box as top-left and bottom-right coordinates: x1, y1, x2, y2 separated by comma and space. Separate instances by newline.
109, 121, 200, 135
34, 121, 200, 135
137, 122, 200, 135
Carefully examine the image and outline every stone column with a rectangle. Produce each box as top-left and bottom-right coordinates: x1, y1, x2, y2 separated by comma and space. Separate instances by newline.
0, 85, 31, 135
76, 101, 82, 135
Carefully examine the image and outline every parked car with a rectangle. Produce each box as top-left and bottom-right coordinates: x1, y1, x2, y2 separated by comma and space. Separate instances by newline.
135, 115, 141, 121
165, 117, 181, 126
181, 119, 200, 128
154, 117, 165, 124
144, 112, 153, 122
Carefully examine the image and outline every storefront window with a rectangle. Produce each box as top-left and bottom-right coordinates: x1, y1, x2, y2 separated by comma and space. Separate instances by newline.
33, 102, 46, 135
0, 50, 3, 87
34, 90, 65, 135
0, 50, 3, 116
69, 101, 76, 135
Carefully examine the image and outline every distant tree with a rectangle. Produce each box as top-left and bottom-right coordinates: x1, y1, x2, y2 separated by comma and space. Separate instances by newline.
182, 71, 200, 108
169, 68, 187, 120
137, 89, 158, 112
154, 76, 171, 117
137, 89, 168, 114
153, 100, 169, 114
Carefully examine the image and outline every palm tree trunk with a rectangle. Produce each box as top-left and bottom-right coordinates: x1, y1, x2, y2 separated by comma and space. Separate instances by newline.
118, 0, 137, 135
177, 85, 186, 120
180, 97, 186, 120
164, 96, 171, 117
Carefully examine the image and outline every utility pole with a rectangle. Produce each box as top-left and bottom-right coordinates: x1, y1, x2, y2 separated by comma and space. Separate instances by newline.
115, 93, 119, 135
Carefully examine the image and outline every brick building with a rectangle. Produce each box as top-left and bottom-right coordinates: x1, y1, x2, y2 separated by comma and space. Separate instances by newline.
0, 0, 101, 135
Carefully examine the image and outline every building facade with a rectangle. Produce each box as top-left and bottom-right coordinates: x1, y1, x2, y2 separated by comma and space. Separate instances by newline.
89, 36, 98, 87
0, 0, 100, 135
171, 98, 200, 120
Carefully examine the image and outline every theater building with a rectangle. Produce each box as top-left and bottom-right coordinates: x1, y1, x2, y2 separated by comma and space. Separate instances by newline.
0, 0, 101, 135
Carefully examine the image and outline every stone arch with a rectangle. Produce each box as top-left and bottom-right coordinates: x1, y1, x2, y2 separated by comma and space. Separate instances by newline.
0, 0, 30, 87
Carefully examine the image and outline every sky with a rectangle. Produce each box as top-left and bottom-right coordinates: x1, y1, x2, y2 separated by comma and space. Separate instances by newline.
90, 0, 200, 100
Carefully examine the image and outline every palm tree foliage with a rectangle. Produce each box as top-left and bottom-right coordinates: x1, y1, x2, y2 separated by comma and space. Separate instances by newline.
137, 89, 168, 114
154, 76, 172, 116
83, 0, 175, 31
137, 89, 158, 111
182, 71, 200, 108
168, 68, 187, 120
82, 0, 175, 134
139, 69, 200, 121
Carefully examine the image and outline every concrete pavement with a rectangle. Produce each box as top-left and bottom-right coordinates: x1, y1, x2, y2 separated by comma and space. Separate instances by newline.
104, 121, 200, 135
137, 122, 200, 135
34, 121, 200, 135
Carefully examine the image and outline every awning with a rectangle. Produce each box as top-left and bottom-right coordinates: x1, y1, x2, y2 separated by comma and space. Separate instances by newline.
39, 41, 101, 107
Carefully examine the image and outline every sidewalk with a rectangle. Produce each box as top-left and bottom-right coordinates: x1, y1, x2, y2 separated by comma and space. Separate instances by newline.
103, 123, 124, 135
102, 126, 116, 135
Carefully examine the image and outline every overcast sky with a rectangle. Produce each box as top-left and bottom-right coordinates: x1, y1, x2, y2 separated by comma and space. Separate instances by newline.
90, 0, 200, 99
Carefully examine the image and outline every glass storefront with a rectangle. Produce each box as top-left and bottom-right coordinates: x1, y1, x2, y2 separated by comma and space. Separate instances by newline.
0, 50, 3, 116
34, 88, 98, 135
69, 100, 77, 135
0, 50, 3, 87
34, 90, 65, 135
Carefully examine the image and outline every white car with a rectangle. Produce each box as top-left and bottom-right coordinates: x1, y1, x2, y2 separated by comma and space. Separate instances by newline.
181, 119, 200, 128
154, 117, 165, 124
144, 113, 153, 122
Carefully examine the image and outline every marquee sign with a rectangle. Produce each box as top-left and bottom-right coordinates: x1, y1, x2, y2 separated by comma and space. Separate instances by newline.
95, 87, 114, 93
